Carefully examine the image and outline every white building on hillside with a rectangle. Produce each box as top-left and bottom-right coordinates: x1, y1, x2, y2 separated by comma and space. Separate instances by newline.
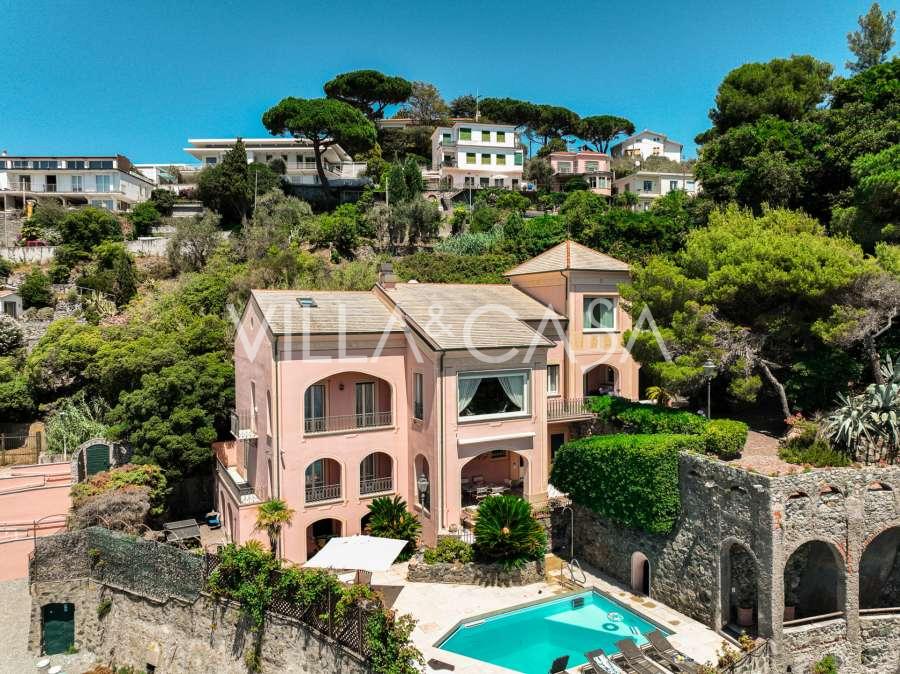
0, 153, 154, 212
183, 138, 368, 187
430, 122, 525, 189
613, 170, 699, 211
610, 130, 683, 163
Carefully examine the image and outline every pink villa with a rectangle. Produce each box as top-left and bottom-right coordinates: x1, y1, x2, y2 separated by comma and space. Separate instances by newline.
214, 241, 640, 562
547, 150, 613, 196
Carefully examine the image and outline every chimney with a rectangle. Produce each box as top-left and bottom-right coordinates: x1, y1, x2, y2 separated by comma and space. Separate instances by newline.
378, 262, 398, 289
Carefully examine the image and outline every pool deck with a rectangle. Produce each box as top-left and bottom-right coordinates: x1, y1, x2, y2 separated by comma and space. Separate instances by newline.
371, 558, 729, 674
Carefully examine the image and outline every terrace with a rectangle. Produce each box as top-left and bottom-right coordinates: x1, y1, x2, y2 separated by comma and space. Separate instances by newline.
373, 557, 729, 674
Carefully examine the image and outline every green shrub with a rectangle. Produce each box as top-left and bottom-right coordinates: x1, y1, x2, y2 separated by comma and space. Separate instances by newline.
551, 434, 700, 533
590, 395, 746, 459
473, 495, 547, 569
616, 404, 708, 435
48, 263, 71, 284
813, 654, 838, 674
779, 440, 852, 468
423, 537, 474, 564
702, 419, 748, 459
364, 495, 421, 561
19, 268, 54, 309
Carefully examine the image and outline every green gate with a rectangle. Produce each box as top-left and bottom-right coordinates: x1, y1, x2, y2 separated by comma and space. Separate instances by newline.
41, 603, 74, 655
84, 443, 110, 476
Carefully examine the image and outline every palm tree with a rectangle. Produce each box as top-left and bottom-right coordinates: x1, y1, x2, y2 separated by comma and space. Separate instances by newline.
473, 495, 547, 570
255, 498, 295, 556
365, 495, 421, 561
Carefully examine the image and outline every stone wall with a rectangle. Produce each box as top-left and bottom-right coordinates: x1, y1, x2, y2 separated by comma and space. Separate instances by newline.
30, 579, 371, 674
554, 453, 900, 674
406, 556, 544, 586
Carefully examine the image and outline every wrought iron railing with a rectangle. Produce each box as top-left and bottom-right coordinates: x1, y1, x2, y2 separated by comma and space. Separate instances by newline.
360, 476, 393, 495
547, 397, 594, 421
304, 411, 392, 434
718, 639, 772, 674
305, 482, 342, 503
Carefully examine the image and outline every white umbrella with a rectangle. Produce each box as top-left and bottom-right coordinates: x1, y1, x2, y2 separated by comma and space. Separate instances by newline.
304, 535, 408, 573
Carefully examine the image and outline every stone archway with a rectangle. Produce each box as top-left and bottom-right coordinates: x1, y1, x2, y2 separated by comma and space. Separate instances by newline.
859, 526, 900, 611
783, 539, 845, 622
631, 551, 650, 595
722, 541, 759, 632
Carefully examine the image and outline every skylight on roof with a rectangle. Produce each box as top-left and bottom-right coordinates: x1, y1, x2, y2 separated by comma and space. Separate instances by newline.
297, 297, 317, 308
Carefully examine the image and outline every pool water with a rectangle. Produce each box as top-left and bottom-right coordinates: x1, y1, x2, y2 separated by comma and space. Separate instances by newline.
438, 591, 665, 674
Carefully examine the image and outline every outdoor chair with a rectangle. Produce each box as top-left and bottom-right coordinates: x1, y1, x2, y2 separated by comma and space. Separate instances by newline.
583, 648, 626, 674
474, 486, 491, 501
615, 640, 662, 674
549, 654, 570, 673
646, 631, 699, 673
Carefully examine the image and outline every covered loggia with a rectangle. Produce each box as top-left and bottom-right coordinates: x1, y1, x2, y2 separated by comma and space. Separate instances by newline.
783, 540, 846, 623
859, 526, 900, 612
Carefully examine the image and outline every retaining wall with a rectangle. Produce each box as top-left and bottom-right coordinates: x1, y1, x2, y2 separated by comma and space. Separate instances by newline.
554, 453, 900, 674
406, 556, 544, 586
30, 579, 370, 674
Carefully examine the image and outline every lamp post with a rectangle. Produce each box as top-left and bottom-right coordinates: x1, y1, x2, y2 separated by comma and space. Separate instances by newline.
416, 473, 430, 509
703, 359, 716, 419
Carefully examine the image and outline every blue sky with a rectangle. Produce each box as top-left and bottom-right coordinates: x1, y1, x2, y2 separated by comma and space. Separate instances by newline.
0, 0, 889, 163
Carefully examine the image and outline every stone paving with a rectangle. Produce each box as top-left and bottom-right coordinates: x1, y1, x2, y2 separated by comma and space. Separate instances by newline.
729, 430, 799, 476
373, 558, 729, 674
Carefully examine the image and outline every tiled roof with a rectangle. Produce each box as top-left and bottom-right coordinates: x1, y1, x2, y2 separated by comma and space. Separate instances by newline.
383, 283, 560, 350
250, 290, 403, 335
504, 240, 629, 276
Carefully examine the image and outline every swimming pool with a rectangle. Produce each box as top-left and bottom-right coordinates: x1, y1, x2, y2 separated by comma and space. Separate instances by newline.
437, 590, 667, 674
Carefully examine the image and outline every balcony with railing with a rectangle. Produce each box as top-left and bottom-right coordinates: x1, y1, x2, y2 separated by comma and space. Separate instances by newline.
547, 397, 595, 422
230, 408, 258, 440
304, 411, 393, 435
359, 451, 393, 496
305, 482, 342, 503
2, 181, 124, 195
303, 373, 393, 436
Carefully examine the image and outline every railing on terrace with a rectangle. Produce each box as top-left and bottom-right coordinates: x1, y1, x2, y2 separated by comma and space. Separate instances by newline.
229, 409, 257, 440
306, 482, 342, 503
860, 606, 900, 616
783, 611, 845, 628
2, 182, 126, 194
360, 476, 393, 496
29, 527, 373, 659
547, 397, 594, 421
304, 411, 392, 434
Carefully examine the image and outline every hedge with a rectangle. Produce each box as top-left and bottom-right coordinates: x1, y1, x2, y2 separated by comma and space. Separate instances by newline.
590, 395, 748, 459
550, 434, 701, 533
702, 419, 748, 460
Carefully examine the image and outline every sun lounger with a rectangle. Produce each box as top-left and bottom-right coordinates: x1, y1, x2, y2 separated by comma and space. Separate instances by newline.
584, 648, 627, 674
549, 655, 570, 673
646, 631, 699, 673
615, 639, 663, 674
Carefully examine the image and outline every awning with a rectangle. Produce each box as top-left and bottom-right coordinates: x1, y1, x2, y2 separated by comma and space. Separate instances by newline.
304, 535, 407, 572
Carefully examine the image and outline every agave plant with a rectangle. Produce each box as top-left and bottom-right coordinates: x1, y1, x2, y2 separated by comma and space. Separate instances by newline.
365, 495, 421, 561
473, 495, 547, 570
825, 353, 900, 464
